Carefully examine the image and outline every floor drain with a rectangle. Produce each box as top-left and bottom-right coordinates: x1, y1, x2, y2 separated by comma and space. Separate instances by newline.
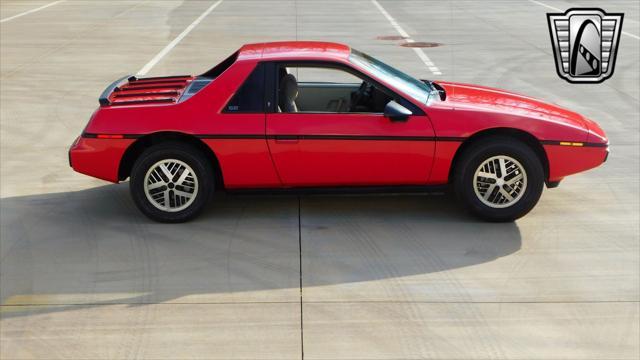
400, 42, 443, 48
376, 35, 408, 40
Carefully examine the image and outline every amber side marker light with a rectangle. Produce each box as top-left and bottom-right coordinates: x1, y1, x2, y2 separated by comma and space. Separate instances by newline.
96, 134, 124, 139
559, 142, 584, 146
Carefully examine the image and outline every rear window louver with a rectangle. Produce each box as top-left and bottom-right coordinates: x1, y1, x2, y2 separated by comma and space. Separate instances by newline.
100, 75, 194, 106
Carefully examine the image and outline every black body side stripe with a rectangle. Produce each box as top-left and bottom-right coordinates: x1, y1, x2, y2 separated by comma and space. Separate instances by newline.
434, 136, 467, 142
81, 133, 608, 148
199, 134, 467, 142
265, 135, 434, 141
82, 133, 468, 142
196, 134, 265, 139
540, 140, 609, 148
82, 133, 141, 139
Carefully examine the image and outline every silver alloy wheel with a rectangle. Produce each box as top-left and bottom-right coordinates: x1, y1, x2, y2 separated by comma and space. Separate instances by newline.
144, 159, 199, 212
473, 155, 527, 209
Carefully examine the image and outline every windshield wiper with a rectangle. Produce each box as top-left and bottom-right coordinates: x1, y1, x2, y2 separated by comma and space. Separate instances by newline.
431, 81, 446, 101
422, 80, 446, 101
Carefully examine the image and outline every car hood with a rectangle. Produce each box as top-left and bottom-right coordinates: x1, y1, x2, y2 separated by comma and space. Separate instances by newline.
435, 81, 589, 131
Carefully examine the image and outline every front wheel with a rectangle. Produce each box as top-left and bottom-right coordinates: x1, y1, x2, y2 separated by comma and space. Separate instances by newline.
130, 142, 214, 222
454, 137, 544, 222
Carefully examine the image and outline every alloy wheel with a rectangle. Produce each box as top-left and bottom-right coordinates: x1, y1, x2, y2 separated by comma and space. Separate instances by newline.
143, 159, 199, 212
473, 155, 527, 208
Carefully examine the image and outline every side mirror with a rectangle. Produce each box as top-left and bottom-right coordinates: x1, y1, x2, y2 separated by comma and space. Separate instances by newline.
384, 101, 412, 122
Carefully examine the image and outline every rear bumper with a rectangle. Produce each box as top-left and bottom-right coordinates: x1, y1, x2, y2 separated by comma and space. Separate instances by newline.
69, 136, 134, 182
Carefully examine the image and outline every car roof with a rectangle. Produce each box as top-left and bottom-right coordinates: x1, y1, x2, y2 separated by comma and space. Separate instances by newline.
237, 41, 351, 61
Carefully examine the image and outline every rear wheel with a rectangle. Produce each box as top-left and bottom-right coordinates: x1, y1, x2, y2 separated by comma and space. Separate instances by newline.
454, 137, 544, 222
130, 142, 214, 222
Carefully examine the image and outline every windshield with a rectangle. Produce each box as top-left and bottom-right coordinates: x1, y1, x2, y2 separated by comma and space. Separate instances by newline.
349, 48, 433, 104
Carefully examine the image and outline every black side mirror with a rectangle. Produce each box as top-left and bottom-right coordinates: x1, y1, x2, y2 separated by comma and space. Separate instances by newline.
384, 101, 412, 122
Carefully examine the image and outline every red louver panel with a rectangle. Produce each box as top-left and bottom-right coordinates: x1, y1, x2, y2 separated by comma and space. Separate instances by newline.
103, 75, 195, 106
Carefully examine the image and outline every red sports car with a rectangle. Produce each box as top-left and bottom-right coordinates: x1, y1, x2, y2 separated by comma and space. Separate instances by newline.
69, 41, 608, 222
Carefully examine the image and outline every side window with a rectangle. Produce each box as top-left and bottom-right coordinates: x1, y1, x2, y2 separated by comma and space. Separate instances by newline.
277, 64, 393, 114
225, 63, 265, 113
293, 67, 361, 83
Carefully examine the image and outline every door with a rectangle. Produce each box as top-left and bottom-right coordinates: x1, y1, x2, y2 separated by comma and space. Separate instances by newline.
266, 63, 435, 187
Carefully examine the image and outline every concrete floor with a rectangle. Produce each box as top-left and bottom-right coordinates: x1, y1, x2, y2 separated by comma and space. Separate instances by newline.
1, 0, 638, 359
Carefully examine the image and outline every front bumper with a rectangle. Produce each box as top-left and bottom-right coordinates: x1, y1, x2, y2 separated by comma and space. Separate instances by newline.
544, 143, 609, 183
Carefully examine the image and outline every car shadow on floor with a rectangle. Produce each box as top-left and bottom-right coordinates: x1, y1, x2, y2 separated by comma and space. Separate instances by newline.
0, 183, 521, 318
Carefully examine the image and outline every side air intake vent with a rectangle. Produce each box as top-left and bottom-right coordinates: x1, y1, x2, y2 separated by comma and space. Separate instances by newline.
180, 78, 213, 102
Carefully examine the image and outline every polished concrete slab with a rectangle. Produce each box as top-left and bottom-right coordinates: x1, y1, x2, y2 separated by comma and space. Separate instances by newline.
1, 186, 301, 305
300, 195, 638, 303
1, 0, 639, 359
1, 302, 301, 359
303, 302, 638, 359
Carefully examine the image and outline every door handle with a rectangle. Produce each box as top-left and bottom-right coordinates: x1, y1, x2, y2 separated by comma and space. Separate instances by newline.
274, 135, 299, 144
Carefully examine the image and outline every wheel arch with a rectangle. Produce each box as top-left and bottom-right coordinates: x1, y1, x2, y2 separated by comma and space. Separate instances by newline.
118, 132, 224, 188
448, 128, 549, 184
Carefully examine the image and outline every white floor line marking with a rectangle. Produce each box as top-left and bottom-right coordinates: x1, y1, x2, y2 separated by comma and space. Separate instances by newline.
0, 0, 65, 23
137, 0, 224, 76
622, 32, 640, 41
371, 0, 442, 75
528, 0, 639, 40
528, 0, 560, 12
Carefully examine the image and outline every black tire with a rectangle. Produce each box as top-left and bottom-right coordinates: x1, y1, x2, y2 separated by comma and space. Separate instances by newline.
130, 142, 214, 223
453, 136, 544, 222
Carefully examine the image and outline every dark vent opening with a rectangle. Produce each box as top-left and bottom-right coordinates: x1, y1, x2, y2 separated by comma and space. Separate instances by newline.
187, 80, 211, 94
180, 78, 213, 102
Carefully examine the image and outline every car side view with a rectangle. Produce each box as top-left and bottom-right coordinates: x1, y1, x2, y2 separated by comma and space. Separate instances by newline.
69, 41, 609, 222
